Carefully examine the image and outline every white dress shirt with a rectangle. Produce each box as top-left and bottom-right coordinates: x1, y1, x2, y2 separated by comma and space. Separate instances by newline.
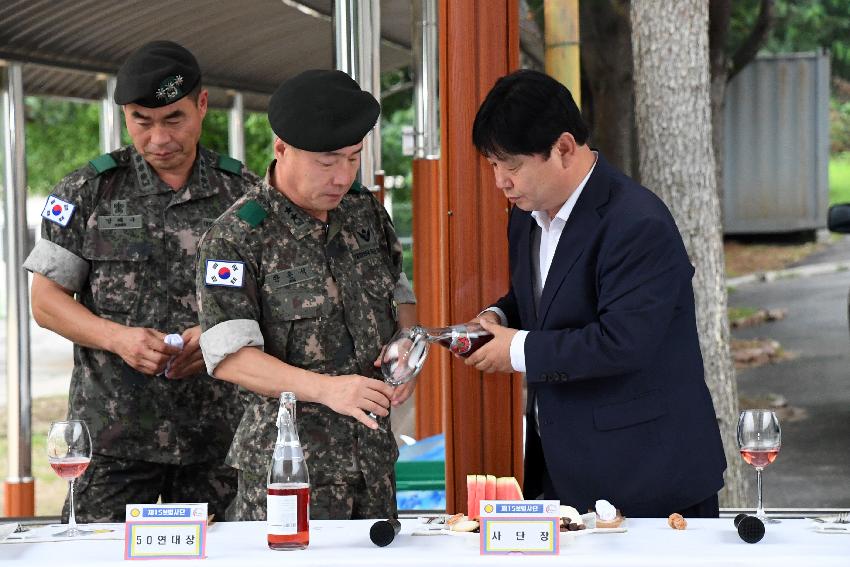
487, 155, 597, 373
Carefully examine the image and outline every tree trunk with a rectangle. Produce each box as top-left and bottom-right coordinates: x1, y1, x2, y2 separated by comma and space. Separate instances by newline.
630, 0, 746, 508
579, 0, 637, 177
708, 0, 732, 222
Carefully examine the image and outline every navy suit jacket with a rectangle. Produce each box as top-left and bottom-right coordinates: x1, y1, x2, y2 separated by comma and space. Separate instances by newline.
493, 153, 726, 517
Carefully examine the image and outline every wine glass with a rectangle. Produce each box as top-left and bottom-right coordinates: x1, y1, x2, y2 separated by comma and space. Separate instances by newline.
381, 326, 430, 385
47, 420, 93, 537
367, 327, 430, 428
737, 409, 781, 524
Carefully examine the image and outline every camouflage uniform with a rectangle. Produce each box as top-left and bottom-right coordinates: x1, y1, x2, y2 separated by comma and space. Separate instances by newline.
24, 145, 255, 522
197, 161, 402, 521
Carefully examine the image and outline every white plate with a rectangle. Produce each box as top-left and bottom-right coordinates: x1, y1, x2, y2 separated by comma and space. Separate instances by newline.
813, 524, 850, 534
0, 523, 19, 542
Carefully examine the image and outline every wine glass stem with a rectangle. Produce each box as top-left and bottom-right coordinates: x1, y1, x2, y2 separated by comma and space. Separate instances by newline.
68, 479, 77, 529
755, 468, 766, 517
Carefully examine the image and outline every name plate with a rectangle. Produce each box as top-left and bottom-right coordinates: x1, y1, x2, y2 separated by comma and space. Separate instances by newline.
479, 500, 560, 555
124, 503, 207, 560
99, 215, 143, 230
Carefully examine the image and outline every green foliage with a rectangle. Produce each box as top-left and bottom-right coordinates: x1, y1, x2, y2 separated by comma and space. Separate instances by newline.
830, 99, 850, 153
767, 0, 850, 78
24, 98, 274, 197
829, 152, 850, 204
380, 68, 415, 281
25, 97, 101, 195
380, 67, 414, 210
198, 109, 273, 176
382, 120, 414, 276
730, 0, 850, 81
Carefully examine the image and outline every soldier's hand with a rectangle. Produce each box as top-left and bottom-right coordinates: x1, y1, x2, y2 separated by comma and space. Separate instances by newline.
111, 327, 182, 375
166, 326, 205, 379
390, 377, 417, 406
320, 374, 394, 430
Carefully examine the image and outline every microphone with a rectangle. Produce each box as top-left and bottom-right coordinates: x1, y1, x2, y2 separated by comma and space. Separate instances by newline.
734, 513, 765, 543
370, 518, 402, 547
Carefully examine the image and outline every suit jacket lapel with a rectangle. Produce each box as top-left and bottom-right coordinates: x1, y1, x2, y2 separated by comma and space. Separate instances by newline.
514, 211, 538, 329
536, 156, 612, 327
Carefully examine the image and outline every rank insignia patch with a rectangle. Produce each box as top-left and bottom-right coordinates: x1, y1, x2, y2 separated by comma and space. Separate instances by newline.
205, 260, 245, 287
156, 75, 184, 102
41, 194, 76, 227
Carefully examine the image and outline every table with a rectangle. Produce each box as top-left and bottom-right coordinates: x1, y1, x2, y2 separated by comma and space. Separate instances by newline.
0, 518, 847, 566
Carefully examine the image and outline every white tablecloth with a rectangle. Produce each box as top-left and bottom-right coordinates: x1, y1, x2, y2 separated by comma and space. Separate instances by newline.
1, 518, 847, 566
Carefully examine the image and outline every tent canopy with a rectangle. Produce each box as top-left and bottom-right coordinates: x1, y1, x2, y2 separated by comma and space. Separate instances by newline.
0, 0, 412, 111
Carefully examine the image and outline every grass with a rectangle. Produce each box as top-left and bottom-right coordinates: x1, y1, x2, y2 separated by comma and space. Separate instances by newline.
0, 395, 70, 517
724, 239, 822, 278
728, 306, 758, 322
830, 153, 850, 205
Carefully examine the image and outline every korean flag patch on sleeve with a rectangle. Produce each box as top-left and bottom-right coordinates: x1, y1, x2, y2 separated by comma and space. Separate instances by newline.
205, 260, 245, 287
41, 194, 76, 227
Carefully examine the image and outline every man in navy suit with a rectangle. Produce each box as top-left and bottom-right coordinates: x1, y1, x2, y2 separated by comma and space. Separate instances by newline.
467, 69, 727, 518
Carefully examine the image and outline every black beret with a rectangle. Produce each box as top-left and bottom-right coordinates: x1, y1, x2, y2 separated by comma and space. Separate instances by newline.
268, 69, 380, 152
114, 41, 201, 107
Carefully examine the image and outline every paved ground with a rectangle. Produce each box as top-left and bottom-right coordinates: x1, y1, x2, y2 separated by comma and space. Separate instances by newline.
729, 235, 850, 508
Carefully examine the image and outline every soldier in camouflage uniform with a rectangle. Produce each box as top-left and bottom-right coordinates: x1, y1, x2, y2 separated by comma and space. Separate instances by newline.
23, 42, 254, 522
197, 70, 417, 520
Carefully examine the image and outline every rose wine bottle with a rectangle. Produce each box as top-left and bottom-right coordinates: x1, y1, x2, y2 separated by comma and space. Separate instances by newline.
427, 323, 494, 357
380, 322, 497, 386
267, 392, 310, 550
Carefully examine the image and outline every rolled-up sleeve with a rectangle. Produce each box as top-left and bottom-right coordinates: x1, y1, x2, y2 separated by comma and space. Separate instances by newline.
197, 233, 264, 375
200, 319, 265, 375
393, 272, 416, 304
23, 239, 89, 292
25, 178, 90, 292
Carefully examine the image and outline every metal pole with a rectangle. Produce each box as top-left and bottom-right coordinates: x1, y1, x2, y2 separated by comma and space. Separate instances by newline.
413, 0, 440, 159
334, 0, 384, 207
2, 62, 34, 516
99, 75, 121, 153
334, 0, 357, 81
228, 91, 245, 162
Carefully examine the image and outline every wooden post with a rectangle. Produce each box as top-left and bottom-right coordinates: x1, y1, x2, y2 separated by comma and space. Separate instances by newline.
437, 0, 523, 514
412, 158, 448, 439
3, 480, 35, 517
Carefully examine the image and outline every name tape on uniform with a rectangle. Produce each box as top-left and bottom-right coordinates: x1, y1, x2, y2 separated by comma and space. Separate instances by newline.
41, 194, 76, 227
204, 260, 245, 287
